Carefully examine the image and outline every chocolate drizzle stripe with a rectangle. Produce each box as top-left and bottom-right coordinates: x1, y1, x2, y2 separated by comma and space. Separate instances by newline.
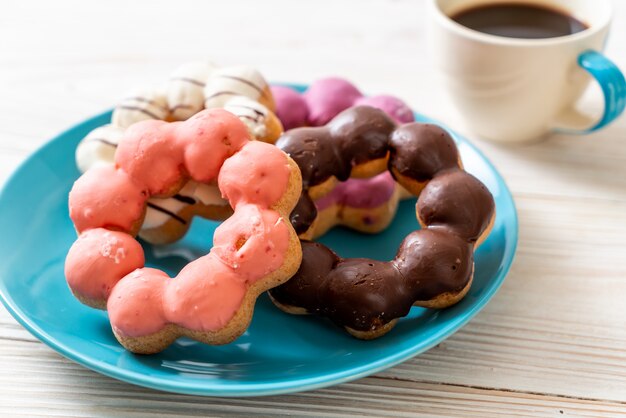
172, 194, 196, 205
89, 137, 118, 148
170, 104, 194, 112
226, 103, 266, 117
116, 105, 163, 120
237, 114, 262, 123
215, 75, 263, 94
170, 76, 206, 87
146, 202, 187, 225
124, 96, 169, 112
204, 91, 241, 102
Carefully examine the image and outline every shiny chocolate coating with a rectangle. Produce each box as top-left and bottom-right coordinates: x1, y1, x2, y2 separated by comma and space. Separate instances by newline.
389, 123, 459, 181
290, 192, 318, 234
271, 105, 495, 335
417, 170, 495, 243
271, 230, 473, 331
276, 106, 394, 186
277, 107, 469, 234
276, 106, 395, 234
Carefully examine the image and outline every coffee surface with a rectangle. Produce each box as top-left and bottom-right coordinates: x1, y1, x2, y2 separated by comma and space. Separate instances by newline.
451, 3, 588, 39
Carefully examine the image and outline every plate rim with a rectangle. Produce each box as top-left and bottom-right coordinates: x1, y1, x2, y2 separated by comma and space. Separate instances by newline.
0, 91, 519, 397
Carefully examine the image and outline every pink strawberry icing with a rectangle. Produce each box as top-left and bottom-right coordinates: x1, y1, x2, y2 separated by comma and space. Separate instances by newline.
354, 95, 415, 124
270, 86, 308, 130
212, 204, 289, 280
65, 228, 145, 301
107, 268, 170, 336
315, 172, 397, 210
303, 78, 363, 126
69, 166, 146, 234
66, 108, 295, 338
271, 78, 415, 128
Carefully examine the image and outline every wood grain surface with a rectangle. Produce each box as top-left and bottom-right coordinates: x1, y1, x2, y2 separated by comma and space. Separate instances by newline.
1, 0, 625, 416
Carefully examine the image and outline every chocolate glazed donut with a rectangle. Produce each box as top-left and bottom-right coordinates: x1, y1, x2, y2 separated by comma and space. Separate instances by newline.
269, 106, 495, 339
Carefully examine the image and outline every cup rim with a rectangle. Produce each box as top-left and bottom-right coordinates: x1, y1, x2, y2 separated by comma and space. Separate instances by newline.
430, 0, 612, 46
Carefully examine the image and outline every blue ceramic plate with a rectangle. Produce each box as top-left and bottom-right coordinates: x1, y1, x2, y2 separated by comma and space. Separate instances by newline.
0, 86, 517, 397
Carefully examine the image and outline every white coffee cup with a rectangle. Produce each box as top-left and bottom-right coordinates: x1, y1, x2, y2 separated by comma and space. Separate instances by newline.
430, 0, 625, 143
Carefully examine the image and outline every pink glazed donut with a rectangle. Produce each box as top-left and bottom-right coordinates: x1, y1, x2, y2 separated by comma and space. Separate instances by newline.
271, 78, 415, 129
65, 108, 302, 354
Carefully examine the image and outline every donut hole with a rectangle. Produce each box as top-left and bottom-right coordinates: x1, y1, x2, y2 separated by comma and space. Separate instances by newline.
235, 235, 248, 251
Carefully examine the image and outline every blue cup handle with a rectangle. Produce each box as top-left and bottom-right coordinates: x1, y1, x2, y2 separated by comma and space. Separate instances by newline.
553, 50, 626, 134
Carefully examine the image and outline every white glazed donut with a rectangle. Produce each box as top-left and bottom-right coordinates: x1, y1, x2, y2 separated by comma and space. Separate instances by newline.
222, 96, 273, 140
204, 66, 271, 109
167, 61, 218, 120
141, 181, 228, 230
111, 86, 169, 128
75, 124, 125, 173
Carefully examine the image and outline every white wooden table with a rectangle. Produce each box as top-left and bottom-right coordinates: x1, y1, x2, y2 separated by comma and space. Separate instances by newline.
1, 1, 625, 416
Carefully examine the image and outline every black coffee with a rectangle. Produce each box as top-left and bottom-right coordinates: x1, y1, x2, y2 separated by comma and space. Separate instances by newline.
451, 3, 588, 39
